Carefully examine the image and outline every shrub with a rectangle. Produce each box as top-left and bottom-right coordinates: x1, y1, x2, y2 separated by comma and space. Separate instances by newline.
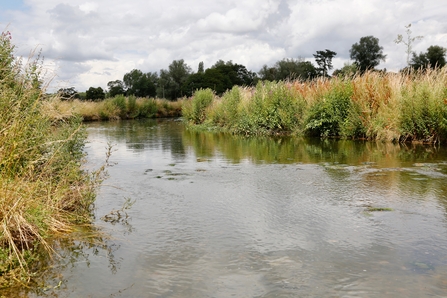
0, 31, 101, 286
183, 88, 214, 124
304, 80, 353, 137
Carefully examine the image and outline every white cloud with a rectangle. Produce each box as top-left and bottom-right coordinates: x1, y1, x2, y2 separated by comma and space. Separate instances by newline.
1, 0, 446, 92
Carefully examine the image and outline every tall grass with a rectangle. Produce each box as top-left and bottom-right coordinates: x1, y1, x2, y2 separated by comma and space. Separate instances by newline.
183, 69, 447, 143
0, 32, 103, 286
44, 96, 184, 122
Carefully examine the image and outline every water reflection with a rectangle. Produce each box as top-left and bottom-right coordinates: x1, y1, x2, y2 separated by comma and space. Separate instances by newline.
23, 119, 447, 297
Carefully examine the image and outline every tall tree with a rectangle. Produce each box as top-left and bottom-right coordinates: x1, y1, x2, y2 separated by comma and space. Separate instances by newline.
167, 59, 191, 99
182, 60, 257, 96
410, 45, 447, 70
395, 24, 423, 67
350, 36, 386, 72
313, 49, 337, 77
198, 61, 204, 74
107, 80, 125, 97
259, 58, 317, 81
85, 86, 105, 101
123, 69, 157, 97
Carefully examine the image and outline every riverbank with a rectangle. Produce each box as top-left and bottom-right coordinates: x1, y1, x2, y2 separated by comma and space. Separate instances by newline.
0, 33, 105, 288
43, 96, 183, 122
182, 68, 447, 143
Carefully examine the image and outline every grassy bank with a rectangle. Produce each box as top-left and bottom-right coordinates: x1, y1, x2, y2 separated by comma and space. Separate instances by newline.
43, 95, 183, 122
182, 68, 447, 143
0, 33, 103, 287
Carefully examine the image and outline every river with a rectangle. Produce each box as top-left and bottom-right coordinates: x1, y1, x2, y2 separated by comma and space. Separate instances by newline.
29, 118, 447, 297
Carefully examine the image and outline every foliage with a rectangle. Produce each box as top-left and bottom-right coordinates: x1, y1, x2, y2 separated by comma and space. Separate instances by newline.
182, 88, 214, 124
313, 49, 337, 77
258, 58, 317, 81
332, 62, 358, 78
243, 81, 304, 135
304, 80, 353, 137
57, 87, 79, 100
123, 69, 157, 98
410, 45, 447, 70
107, 80, 125, 97
184, 68, 447, 144
85, 86, 105, 101
399, 69, 447, 142
0, 30, 102, 286
350, 36, 386, 72
183, 60, 257, 96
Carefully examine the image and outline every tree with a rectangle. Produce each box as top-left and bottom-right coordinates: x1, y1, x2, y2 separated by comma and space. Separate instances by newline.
85, 86, 105, 101
395, 24, 423, 67
107, 80, 125, 97
410, 45, 447, 70
426, 45, 446, 68
182, 60, 257, 96
258, 65, 277, 81
332, 62, 358, 78
57, 87, 79, 100
313, 49, 337, 77
198, 61, 204, 74
168, 59, 192, 99
349, 36, 386, 72
258, 58, 317, 81
123, 69, 157, 97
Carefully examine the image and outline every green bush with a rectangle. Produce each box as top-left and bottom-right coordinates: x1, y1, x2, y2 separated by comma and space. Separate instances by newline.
243, 81, 303, 135
304, 81, 353, 137
139, 98, 158, 118
111, 94, 126, 118
183, 88, 214, 124
127, 95, 138, 118
209, 86, 242, 128
399, 82, 447, 142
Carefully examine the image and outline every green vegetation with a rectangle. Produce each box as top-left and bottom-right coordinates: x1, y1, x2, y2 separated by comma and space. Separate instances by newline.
183, 68, 447, 143
349, 36, 387, 73
43, 96, 183, 121
0, 31, 103, 287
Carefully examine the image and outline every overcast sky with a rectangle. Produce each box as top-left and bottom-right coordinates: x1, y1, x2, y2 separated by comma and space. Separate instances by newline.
1, 0, 446, 92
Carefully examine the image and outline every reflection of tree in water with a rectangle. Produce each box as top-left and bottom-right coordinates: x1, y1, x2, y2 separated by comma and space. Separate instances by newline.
91, 119, 187, 161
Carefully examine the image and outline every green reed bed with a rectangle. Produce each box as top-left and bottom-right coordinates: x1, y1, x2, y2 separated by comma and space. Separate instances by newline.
45, 95, 184, 122
0, 33, 104, 287
183, 69, 447, 143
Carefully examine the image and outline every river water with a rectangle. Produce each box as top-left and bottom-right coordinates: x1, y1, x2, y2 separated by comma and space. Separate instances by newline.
31, 119, 447, 297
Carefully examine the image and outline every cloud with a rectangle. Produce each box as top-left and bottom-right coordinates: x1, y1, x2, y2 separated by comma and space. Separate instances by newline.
0, 0, 446, 92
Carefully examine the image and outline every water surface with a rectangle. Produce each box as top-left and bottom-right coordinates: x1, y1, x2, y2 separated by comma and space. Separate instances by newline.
35, 119, 447, 297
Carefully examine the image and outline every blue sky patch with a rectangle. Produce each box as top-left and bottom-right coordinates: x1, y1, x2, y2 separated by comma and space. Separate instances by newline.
0, 0, 26, 11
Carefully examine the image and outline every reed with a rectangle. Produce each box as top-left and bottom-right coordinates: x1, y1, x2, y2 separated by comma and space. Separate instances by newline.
45, 96, 184, 121
184, 68, 447, 143
0, 32, 104, 286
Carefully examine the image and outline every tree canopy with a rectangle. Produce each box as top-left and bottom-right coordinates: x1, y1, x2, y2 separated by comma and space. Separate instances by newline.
86, 86, 105, 101
57, 87, 79, 100
350, 36, 386, 72
410, 45, 446, 70
123, 69, 157, 98
258, 58, 317, 81
107, 80, 125, 97
313, 49, 337, 77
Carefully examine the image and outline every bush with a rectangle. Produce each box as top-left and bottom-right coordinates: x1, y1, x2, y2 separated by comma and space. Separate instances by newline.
183, 88, 214, 124
0, 31, 100, 286
304, 80, 353, 137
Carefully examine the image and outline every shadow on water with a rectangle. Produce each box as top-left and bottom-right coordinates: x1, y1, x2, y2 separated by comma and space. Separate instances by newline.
11, 118, 447, 297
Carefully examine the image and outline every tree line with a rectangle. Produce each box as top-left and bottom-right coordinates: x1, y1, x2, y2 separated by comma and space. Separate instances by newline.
58, 33, 446, 101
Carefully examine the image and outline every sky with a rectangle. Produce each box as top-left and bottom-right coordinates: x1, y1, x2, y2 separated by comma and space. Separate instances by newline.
1, 0, 446, 92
